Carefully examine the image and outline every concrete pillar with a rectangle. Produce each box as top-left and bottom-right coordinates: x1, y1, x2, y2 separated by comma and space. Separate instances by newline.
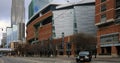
104, 48, 107, 54
64, 43, 67, 55
111, 46, 118, 57
71, 43, 75, 56
97, 45, 101, 55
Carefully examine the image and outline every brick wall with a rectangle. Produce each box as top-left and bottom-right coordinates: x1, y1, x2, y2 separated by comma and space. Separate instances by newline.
26, 11, 53, 42
95, 0, 116, 24
39, 23, 52, 41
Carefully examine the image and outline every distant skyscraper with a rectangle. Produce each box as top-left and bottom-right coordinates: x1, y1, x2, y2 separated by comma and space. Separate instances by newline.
10, 0, 25, 41
11, 0, 25, 24
1, 33, 7, 48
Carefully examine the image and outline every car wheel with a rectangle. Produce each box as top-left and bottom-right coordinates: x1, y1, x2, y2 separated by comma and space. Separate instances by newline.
76, 59, 79, 63
89, 59, 91, 62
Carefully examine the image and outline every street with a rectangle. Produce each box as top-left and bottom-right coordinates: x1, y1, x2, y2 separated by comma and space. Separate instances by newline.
0, 56, 120, 63
0, 56, 74, 63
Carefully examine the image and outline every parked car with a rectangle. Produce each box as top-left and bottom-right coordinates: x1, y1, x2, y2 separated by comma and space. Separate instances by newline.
76, 51, 92, 62
0, 54, 2, 57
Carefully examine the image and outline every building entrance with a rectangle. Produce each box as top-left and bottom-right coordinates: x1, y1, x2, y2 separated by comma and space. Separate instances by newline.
101, 47, 111, 55
116, 46, 120, 55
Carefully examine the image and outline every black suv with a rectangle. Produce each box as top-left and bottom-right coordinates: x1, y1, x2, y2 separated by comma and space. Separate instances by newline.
76, 51, 92, 62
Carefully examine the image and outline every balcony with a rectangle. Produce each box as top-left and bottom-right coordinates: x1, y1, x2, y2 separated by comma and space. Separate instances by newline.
116, 0, 120, 8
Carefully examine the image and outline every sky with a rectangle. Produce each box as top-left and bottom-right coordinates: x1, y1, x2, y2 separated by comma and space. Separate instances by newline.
0, 0, 31, 44
0, 0, 82, 45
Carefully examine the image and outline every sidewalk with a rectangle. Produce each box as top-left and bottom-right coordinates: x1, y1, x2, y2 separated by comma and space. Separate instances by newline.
92, 55, 120, 62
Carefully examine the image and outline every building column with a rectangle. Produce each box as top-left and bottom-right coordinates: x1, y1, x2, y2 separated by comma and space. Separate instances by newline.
111, 46, 118, 57
97, 45, 101, 55
64, 43, 67, 55
71, 43, 75, 56
104, 48, 107, 54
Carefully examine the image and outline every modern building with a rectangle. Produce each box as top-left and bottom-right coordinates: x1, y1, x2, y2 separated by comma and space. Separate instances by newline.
6, 27, 13, 48
27, 0, 96, 55
10, 42, 19, 50
11, 0, 25, 25
1, 33, 7, 48
11, 0, 25, 41
27, 0, 57, 44
6, 0, 25, 48
95, 0, 120, 56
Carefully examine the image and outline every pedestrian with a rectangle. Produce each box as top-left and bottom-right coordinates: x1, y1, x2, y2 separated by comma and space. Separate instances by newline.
95, 51, 97, 58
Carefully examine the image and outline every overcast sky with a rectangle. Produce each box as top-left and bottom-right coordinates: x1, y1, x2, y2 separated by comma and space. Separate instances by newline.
0, 0, 65, 44
0, 0, 32, 44
0, 0, 82, 44
0, 0, 70, 32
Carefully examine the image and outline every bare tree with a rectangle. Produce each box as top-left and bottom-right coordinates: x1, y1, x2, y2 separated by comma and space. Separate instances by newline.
71, 33, 96, 54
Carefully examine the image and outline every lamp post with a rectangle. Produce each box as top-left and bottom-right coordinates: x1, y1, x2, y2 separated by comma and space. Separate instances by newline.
62, 32, 64, 49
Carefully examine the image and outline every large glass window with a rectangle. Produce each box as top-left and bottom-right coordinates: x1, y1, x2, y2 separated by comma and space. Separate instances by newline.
100, 34, 119, 45
101, 0, 106, 3
101, 4, 106, 12
116, 10, 120, 19
116, 0, 120, 8
74, 23, 77, 28
101, 14, 106, 23
53, 32, 56, 37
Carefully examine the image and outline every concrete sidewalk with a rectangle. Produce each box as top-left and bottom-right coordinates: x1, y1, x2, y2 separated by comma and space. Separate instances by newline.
92, 55, 120, 62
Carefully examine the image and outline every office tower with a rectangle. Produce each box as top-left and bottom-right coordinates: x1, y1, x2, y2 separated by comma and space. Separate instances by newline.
11, 0, 25, 41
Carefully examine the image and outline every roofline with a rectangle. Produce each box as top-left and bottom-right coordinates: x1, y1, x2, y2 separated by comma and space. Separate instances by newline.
27, 1, 95, 26
28, 3, 59, 22
56, 2, 95, 9
27, 4, 59, 26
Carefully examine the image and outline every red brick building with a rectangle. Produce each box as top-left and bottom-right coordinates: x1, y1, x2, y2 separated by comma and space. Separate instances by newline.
26, 0, 96, 56
95, 0, 120, 56
26, 11, 53, 43
26, 4, 72, 56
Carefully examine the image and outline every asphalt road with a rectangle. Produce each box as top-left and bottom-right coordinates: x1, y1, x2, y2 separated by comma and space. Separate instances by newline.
0, 56, 120, 63
0, 56, 74, 63
0, 56, 31, 63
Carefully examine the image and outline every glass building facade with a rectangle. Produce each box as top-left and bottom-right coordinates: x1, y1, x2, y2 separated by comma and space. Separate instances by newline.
53, 3, 96, 39
6, 27, 12, 48
28, 0, 53, 19
6, 25, 18, 48
11, 0, 25, 24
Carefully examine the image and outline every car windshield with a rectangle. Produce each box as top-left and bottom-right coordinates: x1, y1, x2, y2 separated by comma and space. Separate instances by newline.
79, 51, 89, 55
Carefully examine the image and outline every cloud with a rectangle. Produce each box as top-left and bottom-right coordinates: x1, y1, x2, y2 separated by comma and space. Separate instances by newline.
0, 0, 11, 19
0, 19, 11, 32
0, 19, 11, 45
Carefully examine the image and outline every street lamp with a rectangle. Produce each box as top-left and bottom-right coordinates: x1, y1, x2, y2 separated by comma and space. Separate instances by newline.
62, 32, 64, 49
